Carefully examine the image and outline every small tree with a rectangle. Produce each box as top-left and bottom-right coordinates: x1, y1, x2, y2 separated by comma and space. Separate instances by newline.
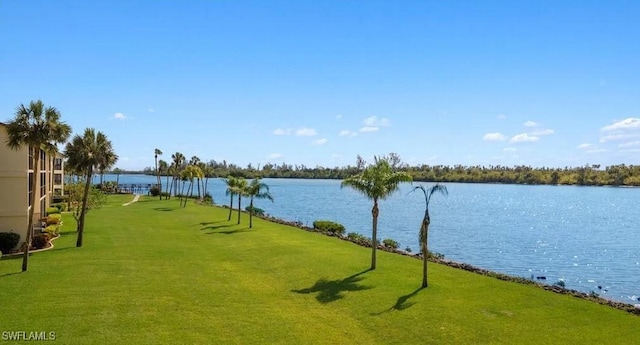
411, 184, 448, 288
65, 182, 107, 224
244, 178, 273, 228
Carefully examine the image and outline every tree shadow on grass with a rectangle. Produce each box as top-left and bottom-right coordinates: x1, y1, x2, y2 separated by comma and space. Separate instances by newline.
0, 271, 22, 278
152, 207, 178, 212
205, 228, 251, 235
373, 287, 423, 315
292, 269, 372, 303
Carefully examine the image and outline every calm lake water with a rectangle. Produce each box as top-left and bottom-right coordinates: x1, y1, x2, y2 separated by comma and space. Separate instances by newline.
94, 174, 640, 305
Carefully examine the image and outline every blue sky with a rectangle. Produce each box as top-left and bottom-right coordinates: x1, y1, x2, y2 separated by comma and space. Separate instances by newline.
2, 1, 639, 170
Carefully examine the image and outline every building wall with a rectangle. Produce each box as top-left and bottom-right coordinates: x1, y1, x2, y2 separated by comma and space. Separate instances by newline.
0, 124, 29, 247
0, 123, 59, 250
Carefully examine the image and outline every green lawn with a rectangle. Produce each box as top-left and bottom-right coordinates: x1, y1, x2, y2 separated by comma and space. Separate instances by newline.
1, 195, 639, 344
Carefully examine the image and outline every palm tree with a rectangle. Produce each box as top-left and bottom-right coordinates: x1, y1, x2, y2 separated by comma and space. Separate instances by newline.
170, 152, 185, 197
224, 176, 238, 221
159, 159, 168, 197
341, 156, 412, 270
5, 100, 71, 271
244, 178, 274, 228
64, 128, 117, 247
411, 184, 448, 288
179, 165, 203, 207
233, 177, 248, 225
154, 149, 163, 199
98, 149, 117, 187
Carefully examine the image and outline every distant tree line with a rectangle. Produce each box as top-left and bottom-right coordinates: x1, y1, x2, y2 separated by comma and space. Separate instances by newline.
136, 155, 640, 187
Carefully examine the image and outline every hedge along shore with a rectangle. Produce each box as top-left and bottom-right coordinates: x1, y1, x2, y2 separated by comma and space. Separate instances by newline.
247, 208, 640, 316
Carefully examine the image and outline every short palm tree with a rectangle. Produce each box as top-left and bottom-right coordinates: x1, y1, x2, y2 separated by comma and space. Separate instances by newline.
341, 156, 412, 270
224, 176, 238, 221
180, 165, 203, 207
411, 184, 448, 288
5, 100, 71, 271
244, 178, 274, 228
233, 177, 248, 225
154, 148, 163, 199
64, 128, 117, 247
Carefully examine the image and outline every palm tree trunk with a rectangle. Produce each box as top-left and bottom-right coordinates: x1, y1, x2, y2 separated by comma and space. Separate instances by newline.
197, 178, 201, 199
421, 218, 430, 288
249, 198, 254, 228
228, 194, 234, 221
77, 165, 93, 247
22, 153, 40, 271
237, 194, 242, 225
371, 199, 379, 270
165, 174, 170, 199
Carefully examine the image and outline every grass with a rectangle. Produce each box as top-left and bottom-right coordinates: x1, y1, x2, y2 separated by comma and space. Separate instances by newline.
1, 195, 639, 344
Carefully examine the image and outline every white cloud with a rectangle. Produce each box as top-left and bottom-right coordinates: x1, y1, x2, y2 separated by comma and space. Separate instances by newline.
578, 143, 593, 150
363, 116, 390, 127
114, 112, 127, 120
339, 130, 358, 137
599, 133, 638, 143
503, 147, 517, 152
586, 149, 607, 154
359, 126, 379, 133
619, 141, 640, 148
312, 138, 328, 145
509, 133, 539, 143
619, 148, 640, 153
482, 132, 507, 141
336, 115, 342, 119
497, 114, 507, 120
273, 128, 292, 136
268, 153, 283, 160
601, 118, 640, 131
530, 128, 554, 136
524, 120, 539, 127
295, 127, 317, 136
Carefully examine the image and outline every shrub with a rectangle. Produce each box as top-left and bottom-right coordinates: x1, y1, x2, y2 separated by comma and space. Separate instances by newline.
382, 238, 399, 249
0, 232, 21, 253
51, 202, 67, 212
313, 220, 346, 235
405, 246, 412, 253
554, 280, 566, 288
149, 186, 160, 196
31, 234, 50, 249
44, 225, 60, 237
203, 193, 214, 204
346, 232, 371, 246
46, 207, 60, 215
246, 205, 265, 216
426, 251, 445, 260
46, 214, 62, 225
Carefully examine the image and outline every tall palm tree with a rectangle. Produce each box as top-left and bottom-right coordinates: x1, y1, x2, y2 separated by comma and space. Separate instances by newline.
158, 159, 168, 197
154, 149, 163, 199
5, 100, 71, 271
224, 176, 238, 221
64, 128, 117, 247
411, 184, 448, 288
170, 152, 185, 197
180, 165, 203, 207
244, 178, 274, 228
341, 156, 412, 270
98, 149, 117, 187
233, 177, 248, 225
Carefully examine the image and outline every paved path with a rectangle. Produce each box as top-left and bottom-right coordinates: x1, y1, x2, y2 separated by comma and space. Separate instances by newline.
122, 194, 141, 206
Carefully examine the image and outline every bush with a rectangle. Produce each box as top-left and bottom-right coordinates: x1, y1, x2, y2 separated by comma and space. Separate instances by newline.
46, 214, 62, 225
52, 195, 68, 203
426, 251, 445, 260
46, 207, 60, 215
246, 205, 265, 216
0, 232, 21, 253
346, 232, 371, 246
203, 193, 214, 204
44, 225, 60, 237
51, 202, 67, 212
149, 186, 160, 196
382, 238, 399, 249
31, 234, 50, 249
313, 220, 346, 235
405, 246, 412, 253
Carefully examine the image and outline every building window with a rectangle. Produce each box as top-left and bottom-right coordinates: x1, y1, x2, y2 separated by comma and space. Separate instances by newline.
28, 147, 34, 170
54, 173, 62, 185
28, 172, 33, 206
40, 172, 46, 197
40, 149, 46, 171
54, 158, 63, 170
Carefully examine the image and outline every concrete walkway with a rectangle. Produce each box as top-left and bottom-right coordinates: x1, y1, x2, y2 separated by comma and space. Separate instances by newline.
122, 194, 141, 206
